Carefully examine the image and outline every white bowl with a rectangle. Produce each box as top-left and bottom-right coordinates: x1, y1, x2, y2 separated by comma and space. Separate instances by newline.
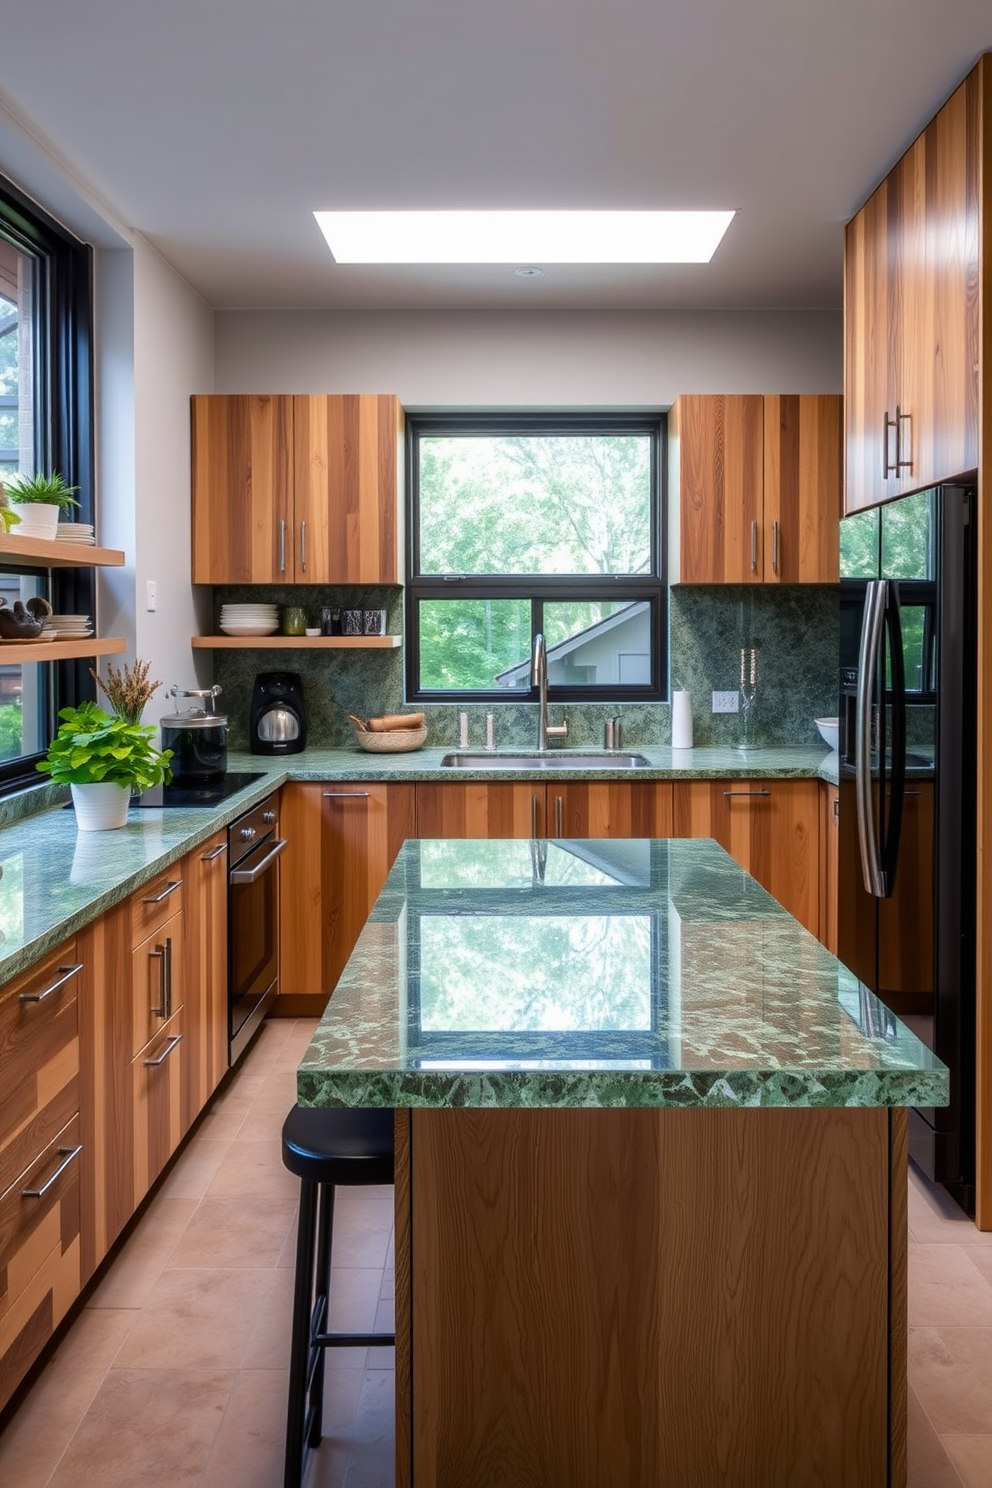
815, 717, 839, 751
219, 623, 280, 636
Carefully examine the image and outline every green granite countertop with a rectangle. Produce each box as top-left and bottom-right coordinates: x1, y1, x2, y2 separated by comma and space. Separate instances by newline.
0, 744, 834, 984
297, 837, 948, 1112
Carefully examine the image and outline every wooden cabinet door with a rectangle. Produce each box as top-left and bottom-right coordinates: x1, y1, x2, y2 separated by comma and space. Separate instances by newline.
672, 779, 820, 936
819, 783, 839, 955
763, 395, 841, 583
279, 782, 416, 1000
670, 394, 764, 583
181, 831, 229, 1134
191, 394, 294, 583
293, 394, 404, 584
131, 1008, 184, 1207
416, 781, 541, 839
552, 781, 674, 839
131, 909, 183, 1062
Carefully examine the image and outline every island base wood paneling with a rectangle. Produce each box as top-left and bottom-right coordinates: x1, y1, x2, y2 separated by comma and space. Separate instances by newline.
398, 1106, 902, 1488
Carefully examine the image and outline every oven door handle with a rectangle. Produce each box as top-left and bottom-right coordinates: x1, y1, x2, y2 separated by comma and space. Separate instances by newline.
229, 837, 288, 884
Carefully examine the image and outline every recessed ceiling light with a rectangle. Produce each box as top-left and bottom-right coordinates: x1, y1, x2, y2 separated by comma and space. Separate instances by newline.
514, 266, 544, 277
313, 210, 736, 265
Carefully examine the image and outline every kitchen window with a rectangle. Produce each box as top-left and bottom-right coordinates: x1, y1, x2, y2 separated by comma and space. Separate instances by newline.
0, 174, 94, 794
405, 413, 666, 701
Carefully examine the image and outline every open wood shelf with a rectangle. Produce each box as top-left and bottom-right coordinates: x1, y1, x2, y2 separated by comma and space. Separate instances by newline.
0, 637, 126, 664
0, 535, 125, 569
191, 635, 402, 650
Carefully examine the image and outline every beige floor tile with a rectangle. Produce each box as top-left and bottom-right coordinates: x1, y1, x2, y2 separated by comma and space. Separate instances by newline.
47, 1368, 234, 1488
114, 1268, 278, 1371
205, 1136, 301, 1199
330, 1201, 395, 1270
155, 1138, 233, 1200
87, 1195, 199, 1309
243, 1265, 297, 1370
909, 1245, 992, 1328
941, 1435, 992, 1487
962, 1247, 992, 1291
340, 1369, 396, 1488
199, 1368, 290, 1488
907, 1384, 966, 1487
328, 1268, 391, 1338
233, 1099, 293, 1143
379, 1266, 395, 1301
0, 1309, 138, 1488
167, 1195, 298, 1269
908, 1167, 991, 1246
194, 1101, 249, 1143
909, 1326, 992, 1435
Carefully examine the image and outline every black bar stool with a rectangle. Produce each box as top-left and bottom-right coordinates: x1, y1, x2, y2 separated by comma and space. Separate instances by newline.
281, 1104, 395, 1488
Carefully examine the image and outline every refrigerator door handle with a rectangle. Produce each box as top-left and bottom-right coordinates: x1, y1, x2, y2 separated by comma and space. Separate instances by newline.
856, 579, 887, 897
878, 582, 907, 897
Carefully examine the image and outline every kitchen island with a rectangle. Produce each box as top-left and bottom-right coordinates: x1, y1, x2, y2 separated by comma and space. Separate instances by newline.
299, 837, 946, 1488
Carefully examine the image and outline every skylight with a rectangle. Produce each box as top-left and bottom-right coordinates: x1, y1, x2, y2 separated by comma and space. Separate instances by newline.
313, 210, 735, 265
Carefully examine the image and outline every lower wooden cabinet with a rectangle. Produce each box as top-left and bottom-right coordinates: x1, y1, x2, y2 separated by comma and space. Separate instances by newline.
131, 1009, 185, 1205
181, 831, 229, 1135
416, 781, 674, 841
672, 779, 821, 937
279, 782, 417, 1003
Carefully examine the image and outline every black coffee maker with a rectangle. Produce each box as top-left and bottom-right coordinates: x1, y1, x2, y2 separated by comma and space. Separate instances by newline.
250, 671, 307, 755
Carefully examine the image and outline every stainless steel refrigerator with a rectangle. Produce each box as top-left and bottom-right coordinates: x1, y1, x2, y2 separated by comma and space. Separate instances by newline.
838, 486, 977, 1209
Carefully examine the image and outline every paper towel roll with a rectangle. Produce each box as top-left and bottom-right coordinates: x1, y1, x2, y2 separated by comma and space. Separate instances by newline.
672, 690, 693, 750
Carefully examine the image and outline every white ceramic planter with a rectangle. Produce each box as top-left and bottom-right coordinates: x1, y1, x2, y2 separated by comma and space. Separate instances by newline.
10, 501, 60, 540
70, 782, 131, 831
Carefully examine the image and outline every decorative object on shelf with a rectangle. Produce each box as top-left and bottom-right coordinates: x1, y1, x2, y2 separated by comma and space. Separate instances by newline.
219, 602, 279, 637
37, 679, 173, 830
91, 655, 162, 723
321, 606, 341, 636
0, 484, 21, 532
363, 609, 386, 635
1, 471, 80, 541
0, 595, 52, 640
738, 646, 760, 752
55, 521, 95, 545
342, 609, 363, 635
349, 712, 427, 753
282, 606, 307, 637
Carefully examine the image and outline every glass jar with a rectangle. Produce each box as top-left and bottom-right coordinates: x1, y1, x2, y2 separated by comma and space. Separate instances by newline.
282, 606, 307, 637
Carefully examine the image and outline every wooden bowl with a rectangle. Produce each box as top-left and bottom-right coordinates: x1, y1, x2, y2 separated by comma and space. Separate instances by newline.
351, 723, 428, 754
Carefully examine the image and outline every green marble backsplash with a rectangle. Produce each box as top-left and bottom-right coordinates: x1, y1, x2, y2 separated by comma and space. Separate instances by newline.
212, 584, 840, 751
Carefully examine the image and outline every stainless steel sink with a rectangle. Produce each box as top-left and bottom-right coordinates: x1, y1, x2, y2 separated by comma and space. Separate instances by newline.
439, 750, 653, 770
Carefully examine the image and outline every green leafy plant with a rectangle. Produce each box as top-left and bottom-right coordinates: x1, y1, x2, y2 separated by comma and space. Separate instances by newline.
36, 702, 172, 791
0, 484, 22, 531
3, 471, 80, 511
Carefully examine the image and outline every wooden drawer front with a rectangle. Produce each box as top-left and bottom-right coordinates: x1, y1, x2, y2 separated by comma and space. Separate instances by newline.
0, 1113, 82, 1411
131, 872, 184, 944
130, 911, 183, 1060
131, 1009, 184, 1207
0, 947, 81, 1199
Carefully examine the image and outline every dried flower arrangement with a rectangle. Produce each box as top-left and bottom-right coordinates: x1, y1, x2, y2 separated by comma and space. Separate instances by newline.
90, 657, 162, 725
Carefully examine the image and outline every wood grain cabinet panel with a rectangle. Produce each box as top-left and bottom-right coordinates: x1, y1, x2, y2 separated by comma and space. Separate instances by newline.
130, 911, 183, 1063
417, 781, 674, 842
819, 782, 839, 956
191, 392, 403, 585
672, 779, 820, 936
130, 1010, 185, 1207
416, 782, 543, 840
670, 394, 840, 583
180, 831, 229, 1135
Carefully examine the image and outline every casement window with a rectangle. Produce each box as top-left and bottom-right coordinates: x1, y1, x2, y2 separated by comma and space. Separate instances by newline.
0, 174, 94, 794
405, 413, 666, 702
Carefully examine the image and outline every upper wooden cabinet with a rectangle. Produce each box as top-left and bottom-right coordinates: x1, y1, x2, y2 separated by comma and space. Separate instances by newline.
844, 58, 984, 513
191, 393, 404, 585
669, 393, 841, 583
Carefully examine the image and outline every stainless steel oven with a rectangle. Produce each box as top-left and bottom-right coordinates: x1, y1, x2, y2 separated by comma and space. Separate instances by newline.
228, 793, 286, 1065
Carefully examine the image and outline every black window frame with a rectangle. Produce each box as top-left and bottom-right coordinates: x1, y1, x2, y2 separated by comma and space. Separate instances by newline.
0, 172, 95, 796
405, 411, 667, 704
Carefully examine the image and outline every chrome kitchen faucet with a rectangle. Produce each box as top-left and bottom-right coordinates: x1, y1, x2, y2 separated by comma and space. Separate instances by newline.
531, 633, 568, 752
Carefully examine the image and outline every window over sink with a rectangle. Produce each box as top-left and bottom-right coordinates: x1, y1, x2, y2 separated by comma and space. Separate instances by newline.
405, 412, 666, 702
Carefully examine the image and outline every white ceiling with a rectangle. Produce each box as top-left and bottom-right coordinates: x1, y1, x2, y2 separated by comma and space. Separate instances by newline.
1, 0, 990, 312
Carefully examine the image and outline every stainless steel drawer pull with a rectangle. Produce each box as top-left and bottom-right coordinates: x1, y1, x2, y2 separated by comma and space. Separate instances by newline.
149, 942, 168, 1018
142, 879, 181, 905
722, 789, 772, 797
554, 794, 563, 837
904, 789, 921, 797
751, 519, 758, 573
323, 791, 371, 799
279, 519, 287, 573
19, 962, 83, 1004
201, 843, 228, 861
144, 1033, 183, 1067
300, 520, 307, 573
771, 520, 779, 574
22, 1144, 82, 1199
229, 838, 288, 883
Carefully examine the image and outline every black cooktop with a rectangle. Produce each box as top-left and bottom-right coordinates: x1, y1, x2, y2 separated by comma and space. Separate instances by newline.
129, 771, 267, 809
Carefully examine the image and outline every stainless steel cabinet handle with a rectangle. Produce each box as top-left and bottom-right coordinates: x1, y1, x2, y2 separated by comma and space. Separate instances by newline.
21, 1144, 82, 1199
229, 838, 288, 883
144, 1034, 183, 1068
554, 794, 563, 836
856, 579, 887, 897
279, 519, 287, 573
833, 797, 840, 820
201, 843, 227, 861
323, 791, 370, 800
896, 405, 912, 474
750, 519, 758, 573
164, 935, 173, 1019
722, 789, 771, 797
300, 520, 306, 573
883, 411, 898, 477
904, 789, 921, 797
771, 520, 779, 574
19, 962, 83, 1004
142, 879, 181, 905
149, 943, 168, 1018
531, 792, 538, 838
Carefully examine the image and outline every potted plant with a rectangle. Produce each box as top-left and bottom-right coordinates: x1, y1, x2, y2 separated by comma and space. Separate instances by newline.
1, 471, 80, 540
37, 661, 172, 829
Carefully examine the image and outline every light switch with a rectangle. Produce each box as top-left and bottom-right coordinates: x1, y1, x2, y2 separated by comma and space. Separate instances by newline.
146, 580, 157, 612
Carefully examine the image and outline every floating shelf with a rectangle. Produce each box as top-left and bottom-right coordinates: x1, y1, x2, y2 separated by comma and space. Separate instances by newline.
0, 637, 126, 664
191, 635, 402, 650
0, 536, 125, 569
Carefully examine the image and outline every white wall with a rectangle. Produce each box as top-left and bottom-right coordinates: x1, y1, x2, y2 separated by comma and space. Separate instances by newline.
213, 307, 842, 405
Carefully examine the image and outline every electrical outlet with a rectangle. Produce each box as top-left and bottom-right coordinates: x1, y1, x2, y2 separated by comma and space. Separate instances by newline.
712, 690, 739, 714
146, 580, 157, 612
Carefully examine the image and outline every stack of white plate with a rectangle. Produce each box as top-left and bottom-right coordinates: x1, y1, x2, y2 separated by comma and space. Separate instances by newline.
55, 522, 96, 545
219, 603, 279, 637
46, 613, 94, 638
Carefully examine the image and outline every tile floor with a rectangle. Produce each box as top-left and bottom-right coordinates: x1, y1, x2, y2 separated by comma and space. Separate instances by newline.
1, 1016, 991, 1487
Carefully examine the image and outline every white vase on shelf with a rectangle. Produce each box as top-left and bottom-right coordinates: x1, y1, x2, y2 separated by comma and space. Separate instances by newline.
9, 502, 60, 540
